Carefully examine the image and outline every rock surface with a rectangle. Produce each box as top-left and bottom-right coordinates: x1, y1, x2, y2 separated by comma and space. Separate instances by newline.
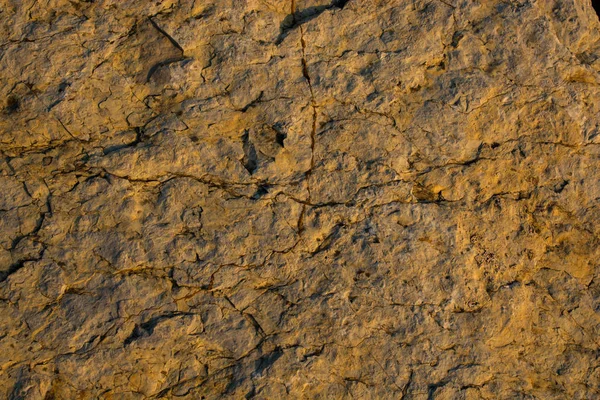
2, 0, 600, 398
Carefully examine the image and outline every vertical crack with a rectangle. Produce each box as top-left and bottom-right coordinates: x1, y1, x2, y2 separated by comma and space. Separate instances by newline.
300, 27, 317, 197
293, 0, 318, 235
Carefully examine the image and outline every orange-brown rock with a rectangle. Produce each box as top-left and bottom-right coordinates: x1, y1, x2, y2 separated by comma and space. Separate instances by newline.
1, 0, 600, 398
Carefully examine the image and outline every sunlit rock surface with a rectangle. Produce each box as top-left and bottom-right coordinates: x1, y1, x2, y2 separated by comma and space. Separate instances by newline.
2, 0, 600, 398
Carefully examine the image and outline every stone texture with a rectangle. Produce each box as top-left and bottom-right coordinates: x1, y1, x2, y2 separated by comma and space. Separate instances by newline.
1, 0, 600, 398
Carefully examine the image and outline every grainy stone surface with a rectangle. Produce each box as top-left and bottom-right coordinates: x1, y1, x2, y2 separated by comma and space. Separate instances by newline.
2, 0, 600, 398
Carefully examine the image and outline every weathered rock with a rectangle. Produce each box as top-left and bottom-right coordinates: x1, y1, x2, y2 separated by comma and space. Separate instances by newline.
1, 0, 600, 398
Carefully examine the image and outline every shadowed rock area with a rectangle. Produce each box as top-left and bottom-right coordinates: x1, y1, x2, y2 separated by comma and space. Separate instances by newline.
1, 0, 600, 398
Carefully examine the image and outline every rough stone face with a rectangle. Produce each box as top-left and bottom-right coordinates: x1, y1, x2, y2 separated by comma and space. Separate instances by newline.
1, 0, 600, 398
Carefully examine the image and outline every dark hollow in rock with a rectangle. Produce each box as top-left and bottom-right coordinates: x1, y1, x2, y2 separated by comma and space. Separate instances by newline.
5, 95, 20, 113
593, 0, 600, 17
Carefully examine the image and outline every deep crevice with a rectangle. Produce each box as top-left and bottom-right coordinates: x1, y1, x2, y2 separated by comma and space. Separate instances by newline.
0, 257, 41, 283
276, 0, 350, 44
593, 0, 600, 18
242, 130, 258, 175
275, 131, 286, 147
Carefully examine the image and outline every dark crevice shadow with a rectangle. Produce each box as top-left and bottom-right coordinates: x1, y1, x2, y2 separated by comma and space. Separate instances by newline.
148, 17, 184, 53
276, 0, 350, 44
145, 17, 187, 82
241, 130, 258, 174
593, 0, 600, 18
332, 0, 350, 8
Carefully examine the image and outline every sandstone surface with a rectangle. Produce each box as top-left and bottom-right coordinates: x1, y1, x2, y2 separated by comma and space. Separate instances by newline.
2, 0, 600, 398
